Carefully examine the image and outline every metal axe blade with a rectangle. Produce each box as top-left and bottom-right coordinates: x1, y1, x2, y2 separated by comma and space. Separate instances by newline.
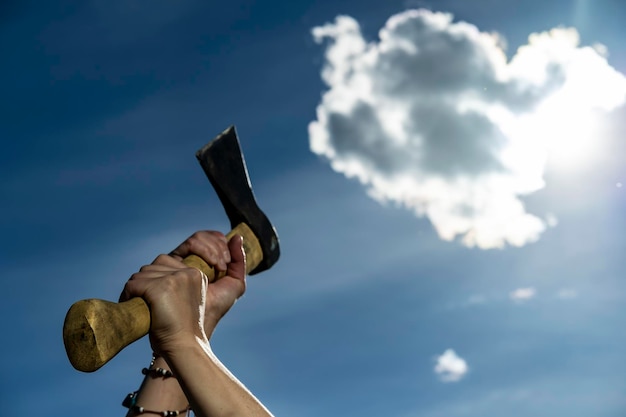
196, 126, 279, 274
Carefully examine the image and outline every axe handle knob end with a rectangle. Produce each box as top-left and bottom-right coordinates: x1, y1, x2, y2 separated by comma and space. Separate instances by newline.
63, 297, 150, 372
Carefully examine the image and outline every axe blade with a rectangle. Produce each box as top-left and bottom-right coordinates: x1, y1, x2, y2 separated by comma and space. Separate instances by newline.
196, 126, 280, 274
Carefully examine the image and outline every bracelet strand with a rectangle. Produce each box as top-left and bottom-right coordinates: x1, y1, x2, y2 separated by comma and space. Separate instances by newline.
142, 367, 175, 378
144, 355, 175, 378
123, 391, 191, 416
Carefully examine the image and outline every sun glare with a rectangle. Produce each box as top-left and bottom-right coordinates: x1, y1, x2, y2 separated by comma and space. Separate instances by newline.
536, 100, 601, 172
495, 81, 609, 176
492, 96, 603, 179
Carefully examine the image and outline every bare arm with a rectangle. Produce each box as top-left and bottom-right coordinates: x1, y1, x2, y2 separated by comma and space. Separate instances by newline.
166, 339, 272, 417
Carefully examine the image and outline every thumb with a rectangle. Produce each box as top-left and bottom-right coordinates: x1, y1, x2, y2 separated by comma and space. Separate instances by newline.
226, 235, 246, 282
209, 235, 246, 301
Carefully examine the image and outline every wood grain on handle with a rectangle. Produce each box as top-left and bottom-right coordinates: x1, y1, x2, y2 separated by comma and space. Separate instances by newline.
63, 223, 262, 372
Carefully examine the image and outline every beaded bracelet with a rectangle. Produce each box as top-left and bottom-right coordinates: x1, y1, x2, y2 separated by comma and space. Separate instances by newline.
143, 355, 175, 378
121, 356, 191, 416
122, 391, 191, 416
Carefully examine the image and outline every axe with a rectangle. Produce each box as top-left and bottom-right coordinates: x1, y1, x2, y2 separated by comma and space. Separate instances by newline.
63, 126, 280, 372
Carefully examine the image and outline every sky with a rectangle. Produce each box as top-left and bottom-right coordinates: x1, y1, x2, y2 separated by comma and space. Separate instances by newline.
1, 0, 626, 416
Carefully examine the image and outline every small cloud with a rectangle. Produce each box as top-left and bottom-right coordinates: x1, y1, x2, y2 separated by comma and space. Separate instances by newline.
434, 349, 468, 382
509, 287, 536, 302
556, 288, 578, 299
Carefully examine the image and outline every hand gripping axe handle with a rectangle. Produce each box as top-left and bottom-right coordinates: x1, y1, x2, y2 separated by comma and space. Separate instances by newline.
63, 126, 280, 372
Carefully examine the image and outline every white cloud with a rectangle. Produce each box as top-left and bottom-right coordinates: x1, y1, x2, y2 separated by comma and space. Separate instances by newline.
509, 287, 537, 302
434, 349, 468, 382
309, 9, 626, 249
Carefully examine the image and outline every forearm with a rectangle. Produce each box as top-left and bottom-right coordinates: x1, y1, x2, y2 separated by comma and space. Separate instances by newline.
164, 338, 273, 417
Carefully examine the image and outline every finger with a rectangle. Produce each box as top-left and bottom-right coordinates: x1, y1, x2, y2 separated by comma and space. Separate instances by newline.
119, 277, 152, 302
119, 274, 168, 304
119, 266, 178, 301
170, 231, 222, 264
138, 264, 179, 273
169, 231, 230, 271
170, 231, 228, 258
226, 235, 246, 283
150, 254, 186, 268
199, 231, 231, 271
209, 235, 246, 301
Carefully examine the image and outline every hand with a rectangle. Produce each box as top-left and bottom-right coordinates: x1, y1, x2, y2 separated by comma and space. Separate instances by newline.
119, 231, 246, 355
168, 231, 247, 337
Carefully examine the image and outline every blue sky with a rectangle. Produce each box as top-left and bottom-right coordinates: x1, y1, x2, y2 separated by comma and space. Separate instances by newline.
1, 0, 625, 416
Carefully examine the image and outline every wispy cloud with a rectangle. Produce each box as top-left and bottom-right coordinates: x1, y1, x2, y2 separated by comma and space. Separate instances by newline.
434, 349, 468, 382
509, 287, 537, 302
309, 9, 626, 249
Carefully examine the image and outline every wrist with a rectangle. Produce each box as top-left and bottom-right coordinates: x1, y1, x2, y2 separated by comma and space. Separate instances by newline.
153, 327, 208, 358
161, 336, 217, 375
123, 355, 189, 416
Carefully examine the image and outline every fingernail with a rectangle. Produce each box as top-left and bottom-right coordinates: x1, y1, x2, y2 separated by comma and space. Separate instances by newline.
223, 250, 231, 263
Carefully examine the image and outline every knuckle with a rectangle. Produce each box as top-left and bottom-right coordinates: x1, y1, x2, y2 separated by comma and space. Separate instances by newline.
201, 230, 227, 244
121, 281, 135, 297
194, 269, 209, 287
162, 275, 179, 291
187, 237, 203, 252
176, 267, 204, 283
208, 230, 226, 240
176, 270, 205, 291
188, 267, 207, 281
202, 248, 219, 263
153, 254, 171, 264
189, 231, 204, 243
129, 272, 142, 281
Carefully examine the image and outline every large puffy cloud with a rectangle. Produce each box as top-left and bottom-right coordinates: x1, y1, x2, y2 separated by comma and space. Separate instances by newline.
309, 9, 626, 249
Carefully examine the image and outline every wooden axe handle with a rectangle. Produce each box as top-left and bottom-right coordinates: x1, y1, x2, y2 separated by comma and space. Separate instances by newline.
63, 223, 262, 373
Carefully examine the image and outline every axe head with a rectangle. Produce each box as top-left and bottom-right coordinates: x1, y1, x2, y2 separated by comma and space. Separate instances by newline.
196, 126, 280, 274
